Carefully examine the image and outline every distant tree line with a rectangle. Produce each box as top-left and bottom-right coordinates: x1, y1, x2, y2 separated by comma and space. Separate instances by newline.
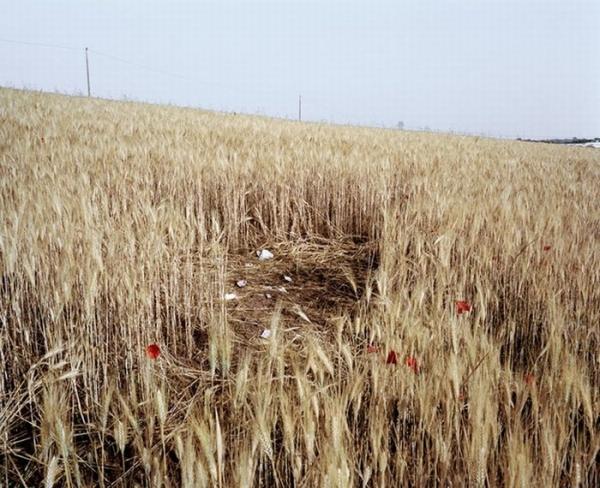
516, 136, 600, 145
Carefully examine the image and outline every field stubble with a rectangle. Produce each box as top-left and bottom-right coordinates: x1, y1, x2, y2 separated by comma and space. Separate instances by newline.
0, 88, 599, 486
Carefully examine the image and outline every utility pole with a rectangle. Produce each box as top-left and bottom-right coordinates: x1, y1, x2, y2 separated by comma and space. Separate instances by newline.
85, 47, 91, 97
298, 94, 302, 122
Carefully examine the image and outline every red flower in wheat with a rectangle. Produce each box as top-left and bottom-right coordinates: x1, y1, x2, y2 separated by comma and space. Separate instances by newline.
386, 350, 398, 365
405, 356, 419, 374
146, 343, 161, 360
456, 300, 471, 315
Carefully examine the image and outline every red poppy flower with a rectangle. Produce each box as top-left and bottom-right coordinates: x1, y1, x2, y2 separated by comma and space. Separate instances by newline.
367, 345, 380, 354
524, 373, 535, 386
456, 300, 471, 315
543, 245, 551, 251
405, 356, 419, 374
146, 343, 161, 360
386, 350, 398, 365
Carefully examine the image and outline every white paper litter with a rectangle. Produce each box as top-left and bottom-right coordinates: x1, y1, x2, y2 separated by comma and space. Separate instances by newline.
224, 293, 238, 301
257, 249, 274, 261
283, 275, 293, 283
236, 279, 247, 288
265, 293, 272, 299
260, 329, 272, 339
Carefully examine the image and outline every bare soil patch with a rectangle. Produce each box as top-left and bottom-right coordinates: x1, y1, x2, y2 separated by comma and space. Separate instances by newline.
222, 237, 378, 342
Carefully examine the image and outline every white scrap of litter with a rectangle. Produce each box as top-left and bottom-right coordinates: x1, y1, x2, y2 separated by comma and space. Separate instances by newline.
257, 249, 274, 261
265, 293, 272, 299
260, 329, 272, 339
283, 275, 293, 283
236, 279, 247, 288
224, 293, 238, 301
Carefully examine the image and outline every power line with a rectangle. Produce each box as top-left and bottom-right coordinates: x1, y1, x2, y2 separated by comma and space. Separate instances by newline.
100, 52, 300, 106
88, 48, 194, 83
0, 38, 197, 83
0, 37, 294, 97
1, 37, 307, 117
0, 37, 78, 51
87, 48, 286, 97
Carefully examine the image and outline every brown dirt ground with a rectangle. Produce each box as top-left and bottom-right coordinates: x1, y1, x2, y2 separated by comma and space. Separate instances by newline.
222, 237, 379, 344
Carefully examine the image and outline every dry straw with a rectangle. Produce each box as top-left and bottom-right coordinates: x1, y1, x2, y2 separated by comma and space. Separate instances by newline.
0, 87, 599, 486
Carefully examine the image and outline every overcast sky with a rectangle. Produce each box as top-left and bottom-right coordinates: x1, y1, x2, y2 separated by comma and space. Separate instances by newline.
1, 0, 598, 138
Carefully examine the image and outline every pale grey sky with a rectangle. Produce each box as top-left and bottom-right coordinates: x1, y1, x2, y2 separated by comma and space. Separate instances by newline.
1, 0, 598, 138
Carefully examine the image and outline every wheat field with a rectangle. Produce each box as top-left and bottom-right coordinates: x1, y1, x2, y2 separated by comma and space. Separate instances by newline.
0, 87, 599, 487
